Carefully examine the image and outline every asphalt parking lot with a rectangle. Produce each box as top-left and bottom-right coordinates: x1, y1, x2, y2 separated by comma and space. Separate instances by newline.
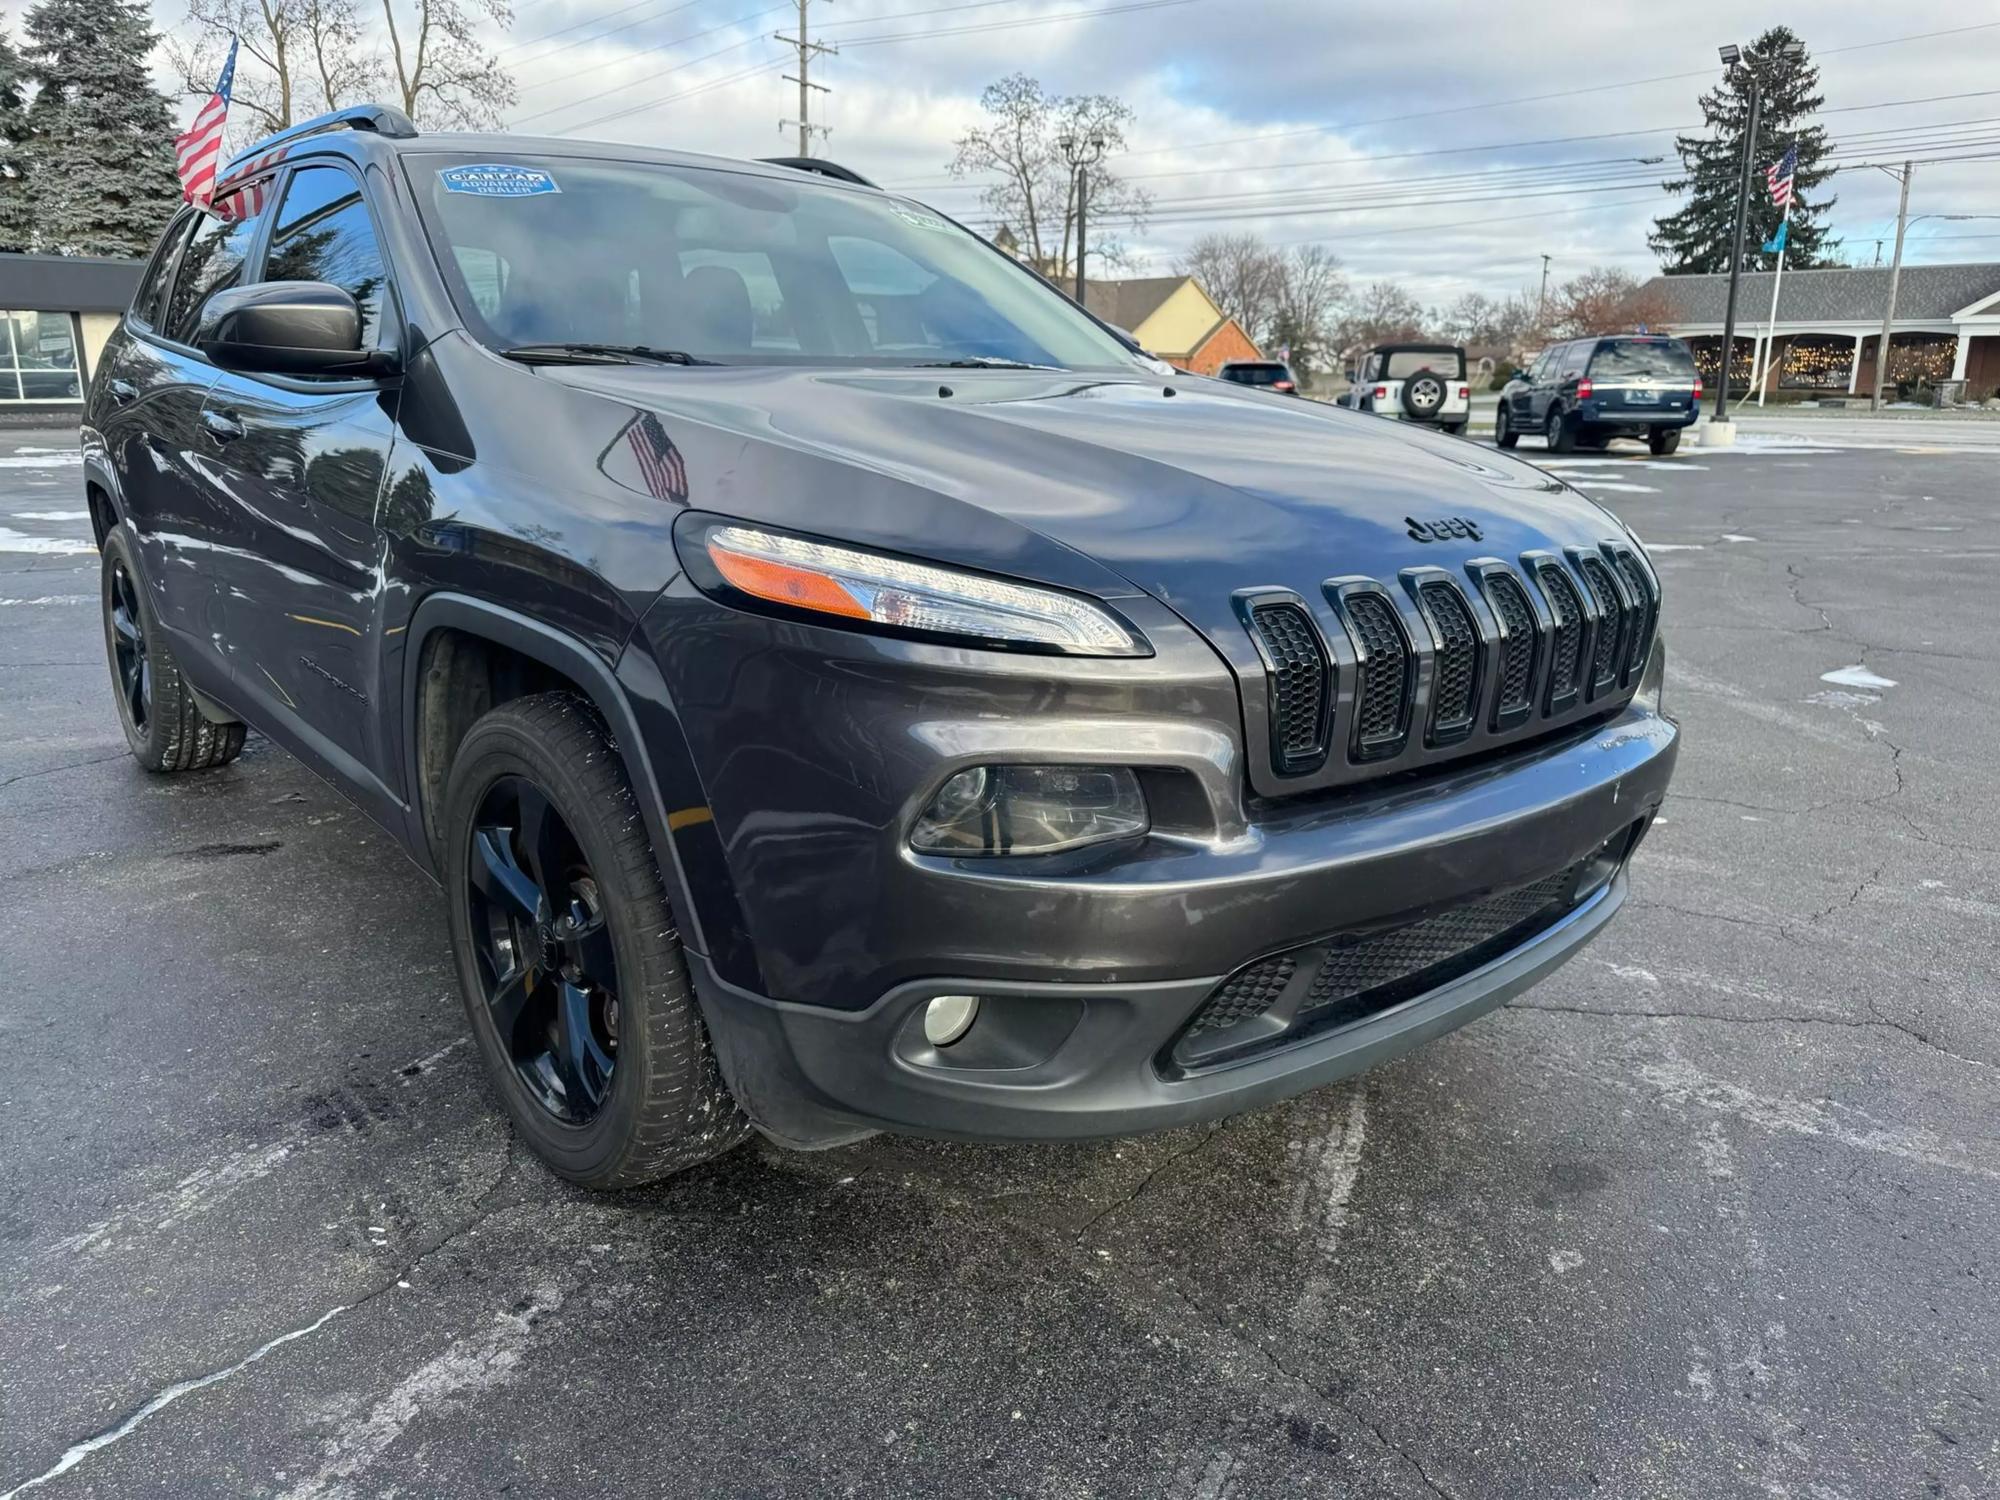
3, 420, 1997, 1499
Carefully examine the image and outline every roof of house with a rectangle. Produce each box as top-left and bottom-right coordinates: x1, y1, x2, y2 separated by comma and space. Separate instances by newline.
1079, 276, 1193, 334
1642, 263, 2000, 325
0, 252, 144, 313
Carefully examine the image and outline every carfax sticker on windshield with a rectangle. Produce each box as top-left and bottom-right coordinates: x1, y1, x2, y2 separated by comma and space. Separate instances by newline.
439, 163, 561, 197
892, 204, 950, 233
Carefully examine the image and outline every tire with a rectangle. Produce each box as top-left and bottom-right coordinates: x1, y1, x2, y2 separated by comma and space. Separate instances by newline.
100, 526, 246, 772
1545, 408, 1575, 454
1648, 427, 1682, 456
442, 692, 750, 1188
1495, 405, 1519, 449
1401, 373, 1446, 420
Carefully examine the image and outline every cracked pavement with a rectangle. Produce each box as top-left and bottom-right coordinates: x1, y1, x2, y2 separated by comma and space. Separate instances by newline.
3, 427, 1997, 1498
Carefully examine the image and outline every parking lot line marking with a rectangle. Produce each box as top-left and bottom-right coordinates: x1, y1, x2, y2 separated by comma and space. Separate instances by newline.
0, 1306, 348, 1500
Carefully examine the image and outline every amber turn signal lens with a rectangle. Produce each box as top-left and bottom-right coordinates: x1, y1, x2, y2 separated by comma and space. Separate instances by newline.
707, 545, 868, 619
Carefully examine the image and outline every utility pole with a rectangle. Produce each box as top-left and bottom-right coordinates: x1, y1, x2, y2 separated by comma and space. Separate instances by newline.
1870, 161, 1913, 413
1713, 56, 1761, 426
777, 0, 835, 157
1537, 253, 1551, 330
1058, 130, 1106, 304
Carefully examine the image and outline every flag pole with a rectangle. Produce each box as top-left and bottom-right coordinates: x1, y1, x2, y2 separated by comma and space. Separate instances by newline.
1754, 198, 1790, 408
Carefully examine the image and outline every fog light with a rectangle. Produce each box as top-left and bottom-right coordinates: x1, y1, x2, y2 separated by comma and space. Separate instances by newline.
923, 994, 980, 1047
911, 765, 1147, 855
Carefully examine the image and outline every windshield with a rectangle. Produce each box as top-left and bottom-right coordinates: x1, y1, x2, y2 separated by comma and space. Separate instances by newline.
410, 153, 1140, 371
1383, 350, 1463, 380
1588, 339, 1696, 382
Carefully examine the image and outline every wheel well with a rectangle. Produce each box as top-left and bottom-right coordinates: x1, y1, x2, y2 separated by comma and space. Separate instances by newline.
413, 626, 595, 856
86, 483, 116, 547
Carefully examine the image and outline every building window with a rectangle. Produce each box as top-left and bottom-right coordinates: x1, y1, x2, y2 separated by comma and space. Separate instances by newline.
0, 311, 83, 401
1779, 335, 1854, 390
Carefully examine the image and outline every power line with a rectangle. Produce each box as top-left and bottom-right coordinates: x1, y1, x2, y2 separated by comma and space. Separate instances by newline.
501, 0, 711, 64
512, 5, 787, 104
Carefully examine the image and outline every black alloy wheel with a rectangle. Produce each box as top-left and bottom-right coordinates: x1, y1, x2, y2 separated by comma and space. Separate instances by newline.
465, 774, 622, 1124
108, 556, 150, 735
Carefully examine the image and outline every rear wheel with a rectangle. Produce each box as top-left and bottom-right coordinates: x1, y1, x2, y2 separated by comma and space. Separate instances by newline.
1648, 427, 1682, 456
99, 526, 245, 772
443, 692, 750, 1188
1495, 405, 1519, 449
1545, 408, 1575, 454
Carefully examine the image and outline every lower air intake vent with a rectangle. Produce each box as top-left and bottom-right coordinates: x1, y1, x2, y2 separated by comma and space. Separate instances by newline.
1249, 601, 1330, 773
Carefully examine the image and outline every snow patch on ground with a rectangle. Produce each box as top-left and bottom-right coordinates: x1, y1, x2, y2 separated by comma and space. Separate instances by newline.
0, 451, 80, 467
1821, 665, 1897, 690
1645, 543, 1705, 552
0, 527, 94, 555
12, 510, 89, 521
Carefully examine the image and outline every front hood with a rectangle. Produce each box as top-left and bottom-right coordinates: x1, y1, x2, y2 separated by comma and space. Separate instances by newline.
547, 365, 1625, 644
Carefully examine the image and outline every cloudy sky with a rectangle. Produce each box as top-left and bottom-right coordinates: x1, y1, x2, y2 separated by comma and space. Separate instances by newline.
165, 0, 2000, 307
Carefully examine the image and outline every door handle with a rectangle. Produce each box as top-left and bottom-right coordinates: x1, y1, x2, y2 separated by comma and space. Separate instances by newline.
202, 409, 246, 443
106, 378, 139, 405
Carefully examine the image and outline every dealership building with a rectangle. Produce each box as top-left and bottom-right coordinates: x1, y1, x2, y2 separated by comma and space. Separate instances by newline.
1645, 261, 2000, 399
0, 252, 145, 414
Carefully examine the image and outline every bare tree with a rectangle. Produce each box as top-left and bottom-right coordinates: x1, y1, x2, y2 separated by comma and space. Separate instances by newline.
380, 0, 513, 130
169, 0, 377, 137
1334, 280, 1428, 356
1177, 231, 1281, 342
1268, 244, 1347, 370
1547, 267, 1672, 339
949, 72, 1149, 280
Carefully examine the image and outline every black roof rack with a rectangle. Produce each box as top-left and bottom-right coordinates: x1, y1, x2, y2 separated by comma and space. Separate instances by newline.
223, 104, 418, 173
759, 157, 877, 189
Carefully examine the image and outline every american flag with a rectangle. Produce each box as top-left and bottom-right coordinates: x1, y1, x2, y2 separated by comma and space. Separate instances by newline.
175, 36, 237, 209
625, 413, 689, 501
1766, 144, 1797, 208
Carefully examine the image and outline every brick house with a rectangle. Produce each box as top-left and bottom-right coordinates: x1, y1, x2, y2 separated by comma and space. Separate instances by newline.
1079, 276, 1264, 375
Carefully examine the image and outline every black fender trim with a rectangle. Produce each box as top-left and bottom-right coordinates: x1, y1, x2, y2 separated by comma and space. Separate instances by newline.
398, 592, 713, 963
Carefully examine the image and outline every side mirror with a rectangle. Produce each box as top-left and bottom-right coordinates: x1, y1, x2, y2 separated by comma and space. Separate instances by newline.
196, 281, 397, 378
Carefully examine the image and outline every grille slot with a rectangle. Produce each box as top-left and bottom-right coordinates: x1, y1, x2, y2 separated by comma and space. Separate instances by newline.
1576, 554, 1626, 696
1341, 591, 1411, 758
1609, 550, 1656, 683
1249, 601, 1330, 773
1418, 580, 1479, 740
1532, 562, 1586, 711
1485, 571, 1538, 725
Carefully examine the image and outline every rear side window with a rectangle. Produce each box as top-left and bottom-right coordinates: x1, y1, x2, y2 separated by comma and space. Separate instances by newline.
1384, 350, 1462, 380
1589, 339, 1697, 382
132, 214, 196, 330
1558, 343, 1591, 379
163, 179, 275, 344
264, 164, 391, 348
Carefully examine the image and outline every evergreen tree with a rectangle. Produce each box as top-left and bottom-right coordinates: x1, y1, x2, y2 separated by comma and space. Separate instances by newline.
0, 28, 34, 253
1649, 26, 1837, 274
23, 0, 182, 258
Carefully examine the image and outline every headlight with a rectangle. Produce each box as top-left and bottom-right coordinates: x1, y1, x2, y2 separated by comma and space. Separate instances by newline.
697, 524, 1148, 656
911, 765, 1148, 855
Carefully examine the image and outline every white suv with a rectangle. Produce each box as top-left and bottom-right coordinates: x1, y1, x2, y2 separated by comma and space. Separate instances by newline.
1342, 343, 1470, 435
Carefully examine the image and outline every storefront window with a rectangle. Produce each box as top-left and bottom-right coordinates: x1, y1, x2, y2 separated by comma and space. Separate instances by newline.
0, 311, 82, 401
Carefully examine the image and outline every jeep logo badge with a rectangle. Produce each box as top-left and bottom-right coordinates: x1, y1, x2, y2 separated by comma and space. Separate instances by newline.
1406, 516, 1484, 543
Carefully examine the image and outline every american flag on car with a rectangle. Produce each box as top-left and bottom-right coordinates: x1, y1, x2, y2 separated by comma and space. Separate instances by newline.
174, 36, 236, 209
625, 412, 689, 501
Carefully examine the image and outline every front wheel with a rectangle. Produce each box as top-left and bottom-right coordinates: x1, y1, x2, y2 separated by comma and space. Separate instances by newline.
1495, 405, 1519, 449
1545, 408, 1575, 454
1648, 427, 1682, 456
443, 693, 751, 1188
99, 526, 245, 772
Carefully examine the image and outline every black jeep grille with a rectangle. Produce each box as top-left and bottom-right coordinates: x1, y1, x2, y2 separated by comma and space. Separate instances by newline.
1419, 580, 1479, 738
1343, 592, 1410, 756
1236, 543, 1657, 790
1250, 601, 1329, 772
1486, 572, 1537, 721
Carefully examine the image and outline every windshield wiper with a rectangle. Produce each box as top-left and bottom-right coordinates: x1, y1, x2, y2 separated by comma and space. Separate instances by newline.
911, 356, 1062, 371
501, 343, 721, 367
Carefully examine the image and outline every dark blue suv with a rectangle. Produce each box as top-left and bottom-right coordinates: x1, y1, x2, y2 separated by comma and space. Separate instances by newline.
1497, 335, 1702, 456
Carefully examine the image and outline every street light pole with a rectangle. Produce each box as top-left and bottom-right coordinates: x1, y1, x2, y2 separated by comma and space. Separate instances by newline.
1058, 131, 1106, 305
1714, 67, 1761, 425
